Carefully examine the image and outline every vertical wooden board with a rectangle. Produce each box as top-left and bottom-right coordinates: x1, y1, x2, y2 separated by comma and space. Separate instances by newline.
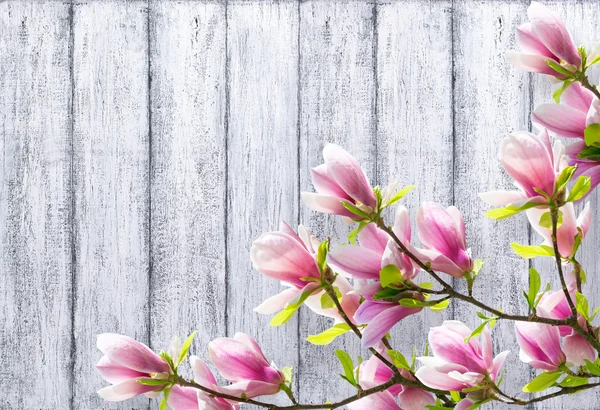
298, 1, 375, 403
0, 2, 72, 408
376, 0, 454, 361
529, 3, 600, 408
226, 1, 299, 407
149, 0, 227, 375
453, 1, 534, 405
72, 2, 150, 409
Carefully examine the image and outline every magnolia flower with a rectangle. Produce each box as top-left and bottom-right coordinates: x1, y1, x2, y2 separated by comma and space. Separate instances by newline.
208, 333, 285, 398
507, 2, 581, 76
515, 321, 566, 371
415, 321, 509, 392
347, 355, 435, 410
95, 334, 171, 401
526, 202, 591, 257
480, 129, 565, 207
412, 202, 473, 278
302, 143, 377, 218
168, 357, 239, 410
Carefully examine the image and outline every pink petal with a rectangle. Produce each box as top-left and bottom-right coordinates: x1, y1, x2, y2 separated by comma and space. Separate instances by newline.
323, 143, 376, 208
96, 334, 170, 374
563, 82, 594, 112
347, 391, 401, 410
455, 398, 476, 410
577, 202, 592, 236
491, 351, 510, 381
168, 386, 199, 410
398, 387, 436, 410
415, 366, 468, 391
95, 355, 147, 384
328, 245, 383, 280
563, 332, 597, 366
587, 98, 600, 126
410, 246, 465, 278
481, 326, 493, 373
354, 300, 395, 325
301, 192, 356, 218
532, 104, 586, 139
361, 305, 422, 348
528, 2, 581, 67
97, 378, 164, 402
392, 205, 412, 242
254, 287, 299, 314
311, 163, 352, 200
220, 380, 281, 398
233, 333, 270, 364
358, 224, 389, 254
190, 356, 218, 387
506, 51, 562, 76
478, 190, 527, 207
447, 206, 466, 248
515, 322, 565, 370
515, 22, 555, 58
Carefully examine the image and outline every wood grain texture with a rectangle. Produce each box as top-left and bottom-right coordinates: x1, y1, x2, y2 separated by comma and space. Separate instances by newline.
376, 0, 454, 361
148, 0, 227, 376
529, 3, 600, 409
226, 1, 299, 407
72, 2, 150, 409
0, 2, 72, 408
452, 1, 534, 407
298, 1, 376, 403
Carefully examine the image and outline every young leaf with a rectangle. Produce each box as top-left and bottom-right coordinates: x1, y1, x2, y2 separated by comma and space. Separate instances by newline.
472, 259, 484, 277
576, 291, 590, 321
281, 366, 293, 384
522, 371, 562, 393
380, 264, 404, 288
335, 350, 356, 387
567, 176, 591, 202
387, 349, 411, 371
510, 243, 554, 259
270, 289, 315, 326
340, 201, 370, 219
527, 268, 541, 310
386, 185, 416, 207
159, 388, 171, 410
306, 323, 351, 345
559, 375, 588, 387
450, 391, 461, 402
466, 398, 493, 410
584, 359, 600, 376
577, 145, 600, 159
348, 222, 368, 245
430, 299, 450, 312
137, 378, 169, 386
538, 211, 562, 230
485, 200, 540, 220
317, 240, 330, 274
553, 79, 574, 103
320, 287, 341, 310
546, 60, 575, 77
584, 123, 600, 147
465, 321, 488, 342
177, 331, 197, 367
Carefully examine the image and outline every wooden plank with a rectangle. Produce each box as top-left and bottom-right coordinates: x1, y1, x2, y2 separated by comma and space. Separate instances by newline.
72, 2, 150, 409
376, 0, 454, 363
453, 1, 534, 406
298, 1, 375, 403
529, 3, 600, 408
148, 0, 227, 371
226, 1, 299, 407
0, 2, 72, 408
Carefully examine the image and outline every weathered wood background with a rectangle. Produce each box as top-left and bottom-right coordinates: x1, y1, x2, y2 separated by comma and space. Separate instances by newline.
1, 0, 599, 409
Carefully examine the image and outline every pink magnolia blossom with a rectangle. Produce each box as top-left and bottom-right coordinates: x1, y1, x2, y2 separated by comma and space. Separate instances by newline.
302, 143, 377, 218
515, 321, 566, 371
95, 334, 171, 401
415, 321, 509, 392
480, 129, 565, 207
168, 356, 239, 410
411, 202, 473, 278
208, 333, 285, 398
507, 2, 581, 76
526, 202, 591, 257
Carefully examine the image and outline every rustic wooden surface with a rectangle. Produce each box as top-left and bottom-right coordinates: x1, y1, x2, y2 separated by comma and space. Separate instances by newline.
1, 1, 599, 409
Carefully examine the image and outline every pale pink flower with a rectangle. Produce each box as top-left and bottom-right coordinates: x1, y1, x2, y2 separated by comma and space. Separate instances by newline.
95, 334, 171, 402
415, 321, 509, 392
507, 2, 581, 76
208, 333, 285, 398
411, 202, 473, 278
526, 202, 591, 257
480, 129, 565, 207
515, 321, 566, 371
302, 143, 377, 217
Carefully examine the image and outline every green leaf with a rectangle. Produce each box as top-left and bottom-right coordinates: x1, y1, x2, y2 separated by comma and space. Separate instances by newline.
159, 388, 171, 410
426, 406, 454, 410
160, 351, 175, 372
387, 349, 411, 371
380, 264, 405, 288
585, 123, 600, 147
340, 201, 370, 219
177, 331, 197, 368
317, 240, 330, 274
584, 359, 600, 376
577, 145, 600, 159
485, 200, 541, 220
320, 287, 341, 309
348, 222, 368, 245
335, 350, 356, 387
430, 299, 450, 312
450, 391, 461, 402
510, 243, 554, 259
306, 323, 351, 345
576, 291, 590, 321
527, 268, 541, 310
553, 80, 574, 103
546, 60, 575, 77
567, 176, 591, 202
270, 289, 315, 326
556, 166, 577, 193
464, 321, 488, 342
137, 378, 169, 386
398, 298, 448, 309
282, 366, 293, 384
467, 399, 493, 410
559, 375, 589, 387
472, 259, 484, 277
538, 211, 562, 229
373, 287, 402, 300
386, 185, 416, 207
522, 371, 562, 393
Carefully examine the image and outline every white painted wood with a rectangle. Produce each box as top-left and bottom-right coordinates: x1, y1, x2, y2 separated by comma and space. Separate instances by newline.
298, 1, 375, 403
0, 2, 72, 408
452, 1, 534, 407
226, 1, 299, 407
148, 0, 227, 379
376, 0, 455, 364
72, 2, 150, 409
530, 3, 600, 409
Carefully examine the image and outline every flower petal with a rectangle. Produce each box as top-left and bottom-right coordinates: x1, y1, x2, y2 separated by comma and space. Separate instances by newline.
97, 334, 170, 374
97, 378, 163, 402
361, 305, 422, 348
532, 104, 587, 139
301, 192, 356, 218
328, 245, 383, 280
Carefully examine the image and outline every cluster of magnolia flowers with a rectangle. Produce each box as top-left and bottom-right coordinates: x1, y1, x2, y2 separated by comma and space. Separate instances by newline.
95, 3, 600, 410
